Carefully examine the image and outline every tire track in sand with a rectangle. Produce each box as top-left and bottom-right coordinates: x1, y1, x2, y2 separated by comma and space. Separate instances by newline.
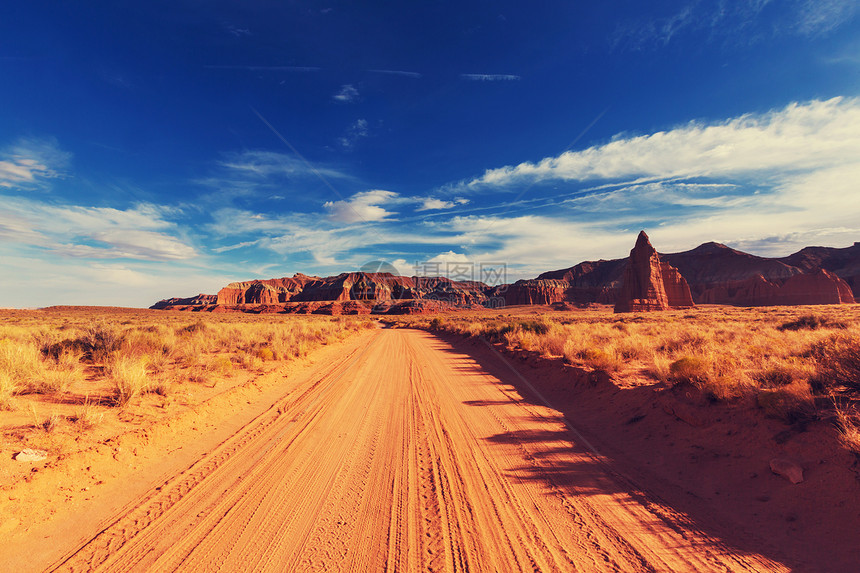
50, 328, 788, 572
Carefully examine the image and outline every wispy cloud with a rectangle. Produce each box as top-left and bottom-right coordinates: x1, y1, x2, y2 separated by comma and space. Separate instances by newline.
612, 0, 858, 50
195, 149, 352, 204
216, 149, 348, 180
460, 73, 521, 81
446, 96, 860, 267
366, 69, 423, 79
203, 65, 321, 72
224, 24, 251, 38
0, 137, 70, 189
794, 0, 859, 35
333, 84, 360, 103
469, 97, 860, 187
0, 198, 196, 261
338, 118, 370, 149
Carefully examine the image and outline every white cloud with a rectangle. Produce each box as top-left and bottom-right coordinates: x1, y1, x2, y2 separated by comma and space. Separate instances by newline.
427, 251, 471, 263
470, 97, 860, 187
333, 84, 359, 103
442, 97, 860, 268
0, 198, 196, 261
417, 198, 455, 211
324, 189, 401, 223
208, 206, 461, 270
0, 137, 70, 188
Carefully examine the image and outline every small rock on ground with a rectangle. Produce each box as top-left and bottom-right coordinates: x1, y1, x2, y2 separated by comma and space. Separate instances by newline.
14, 449, 48, 462
770, 457, 804, 484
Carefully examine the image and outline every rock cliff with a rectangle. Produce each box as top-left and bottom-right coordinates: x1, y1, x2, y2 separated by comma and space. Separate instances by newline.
149, 294, 218, 310
152, 237, 860, 312
154, 272, 495, 314
614, 232, 695, 313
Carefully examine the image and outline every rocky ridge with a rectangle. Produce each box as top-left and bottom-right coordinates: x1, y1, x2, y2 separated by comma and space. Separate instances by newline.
151, 235, 858, 313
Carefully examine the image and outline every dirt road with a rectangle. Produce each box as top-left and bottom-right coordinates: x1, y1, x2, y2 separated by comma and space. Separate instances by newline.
49, 328, 785, 572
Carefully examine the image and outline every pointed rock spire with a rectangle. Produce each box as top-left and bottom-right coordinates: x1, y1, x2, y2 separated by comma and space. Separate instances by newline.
615, 231, 695, 313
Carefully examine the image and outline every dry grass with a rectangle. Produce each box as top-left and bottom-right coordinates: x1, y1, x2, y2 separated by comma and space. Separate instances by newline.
835, 406, 860, 456
109, 356, 150, 406
71, 397, 103, 430
0, 308, 374, 473
396, 304, 860, 438
0, 309, 371, 410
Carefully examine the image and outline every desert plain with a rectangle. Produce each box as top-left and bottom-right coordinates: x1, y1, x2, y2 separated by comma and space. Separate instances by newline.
0, 303, 859, 572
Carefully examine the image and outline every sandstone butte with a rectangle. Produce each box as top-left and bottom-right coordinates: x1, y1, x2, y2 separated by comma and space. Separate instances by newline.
613, 231, 695, 313
152, 237, 858, 313
153, 272, 494, 315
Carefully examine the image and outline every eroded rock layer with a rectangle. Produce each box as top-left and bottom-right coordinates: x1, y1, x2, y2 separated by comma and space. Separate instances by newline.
152, 237, 859, 312
614, 232, 695, 313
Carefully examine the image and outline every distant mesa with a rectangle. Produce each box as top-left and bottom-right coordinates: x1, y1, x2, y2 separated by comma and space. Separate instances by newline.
151, 235, 859, 314
150, 294, 217, 310
153, 271, 494, 315
614, 231, 694, 313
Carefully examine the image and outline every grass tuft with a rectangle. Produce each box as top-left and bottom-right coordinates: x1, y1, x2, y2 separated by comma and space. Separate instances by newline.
109, 356, 150, 406
757, 380, 815, 424
778, 314, 846, 332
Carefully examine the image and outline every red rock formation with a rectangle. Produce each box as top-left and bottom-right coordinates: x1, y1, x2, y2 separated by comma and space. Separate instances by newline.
156, 272, 491, 314
153, 238, 860, 312
779, 242, 860, 299
503, 280, 570, 305
776, 269, 855, 305
149, 294, 217, 309
698, 275, 781, 306
614, 231, 694, 313
698, 270, 854, 306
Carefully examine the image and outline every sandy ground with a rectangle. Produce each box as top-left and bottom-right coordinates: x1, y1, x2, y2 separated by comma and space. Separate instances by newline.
0, 326, 799, 572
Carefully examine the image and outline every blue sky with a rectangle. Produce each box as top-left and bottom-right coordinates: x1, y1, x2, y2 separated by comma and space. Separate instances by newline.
1, 1, 859, 307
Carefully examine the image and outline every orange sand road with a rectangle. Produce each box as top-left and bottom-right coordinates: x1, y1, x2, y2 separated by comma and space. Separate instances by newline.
50, 328, 785, 572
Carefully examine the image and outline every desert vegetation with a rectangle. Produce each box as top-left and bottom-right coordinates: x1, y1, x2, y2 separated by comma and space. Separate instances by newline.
404, 305, 860, 449
0, 308, 374, 457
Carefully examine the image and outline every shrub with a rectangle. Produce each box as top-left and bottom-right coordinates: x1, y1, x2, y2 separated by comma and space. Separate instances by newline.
256, 347, 275, 361
0, 339, 42, 391
581, 348, 619, 372
518, 320, 550, 335
659, 332, 707, 354
178, 319, 207, 336
835, 407, 860, 456
778, 314, 845, 332
537, 332, 566, 357
76, 323, 125, 363
650, 355, 672, 383
0, 371, 15, 409
757, 380, 815, 424
753, 366, 796, 388
109, 356, 150, 406
808, 335, 860, 394
669, 356, 709, 385
121, 328, 175, 361
207, 355, 233, 373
